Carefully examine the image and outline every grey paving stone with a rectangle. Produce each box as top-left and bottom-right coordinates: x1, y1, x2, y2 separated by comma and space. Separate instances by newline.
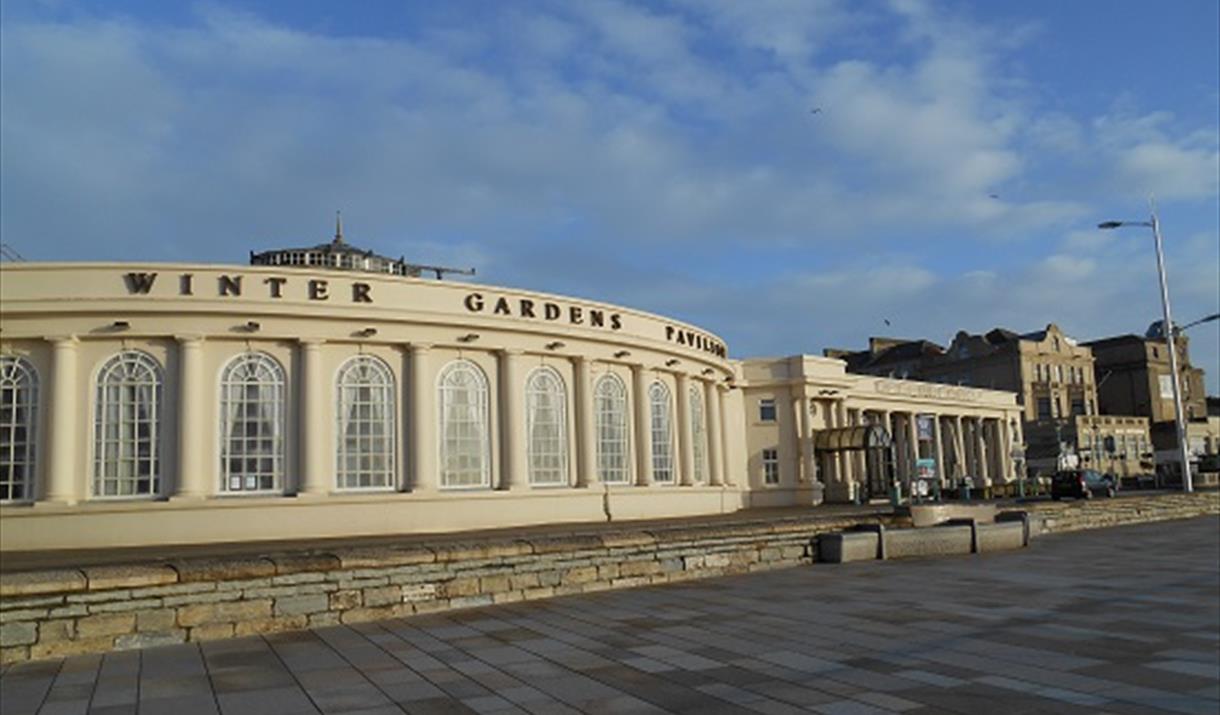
5, 516, 1220, 714
216, 684, 320, 714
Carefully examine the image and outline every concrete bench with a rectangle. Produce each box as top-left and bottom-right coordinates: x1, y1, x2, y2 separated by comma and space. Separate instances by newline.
818, 511, 1031, 563
817, 530, 880, 563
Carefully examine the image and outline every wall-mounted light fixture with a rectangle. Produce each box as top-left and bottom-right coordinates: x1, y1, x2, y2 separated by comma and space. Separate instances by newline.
701, 368, 714, 376
457, 333, 479, 343
110, 320, 130, 331
357, 327, 378, 338
665, 359, 680, 367
613, 350, 631, 358
545, 341, 565, 350
243, 321, 261, 333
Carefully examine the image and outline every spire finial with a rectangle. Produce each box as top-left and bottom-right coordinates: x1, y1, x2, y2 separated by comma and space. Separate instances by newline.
333, 210, 344, 244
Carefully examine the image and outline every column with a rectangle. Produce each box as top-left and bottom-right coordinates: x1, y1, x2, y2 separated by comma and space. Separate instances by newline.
297, 339, 328, 496
44, 336, 79, 503
975, 417, 990, 486
879, 409, 893, 492
851, 409, 865, 487
675, 373, 695, 486
836, 401, 851, 487
953, 415, 966, 481
906, 412, 919, 481
632, 364, 653, 486
498, 349, 528, 490
821, 401, 839, 485
572, 357, 598, 488
705, 380, 724, 487
932, 414, 946, 486
969, 418, 981, 477
799, 393, 816, 486
409, 344, 436, 492
716, 385, 734, 486
999, 418, 1014, 483
174, 335, 208, 498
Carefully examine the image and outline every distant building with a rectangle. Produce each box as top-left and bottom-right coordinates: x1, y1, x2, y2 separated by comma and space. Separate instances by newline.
1085, 327, 1218, 478
827, 324, 1154, 477
1084, 331, 1206, 421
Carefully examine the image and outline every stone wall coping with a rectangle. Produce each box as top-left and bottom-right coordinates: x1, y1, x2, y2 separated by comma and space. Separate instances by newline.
2, 492, 1215, 600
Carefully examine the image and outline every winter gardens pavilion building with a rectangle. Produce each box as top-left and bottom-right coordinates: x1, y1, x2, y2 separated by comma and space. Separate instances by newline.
0, 231, 1023, 552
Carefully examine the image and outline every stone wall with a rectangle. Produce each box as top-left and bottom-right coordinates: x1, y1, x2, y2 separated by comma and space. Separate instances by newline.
0, 514, 874, 664
1026, 491, 1219, 535
2, 492, 1216, 664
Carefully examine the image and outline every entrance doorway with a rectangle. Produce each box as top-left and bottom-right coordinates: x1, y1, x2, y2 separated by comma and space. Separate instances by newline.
814, 424, 895, 501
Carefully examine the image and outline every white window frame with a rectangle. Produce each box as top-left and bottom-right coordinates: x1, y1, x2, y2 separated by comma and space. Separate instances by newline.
649, 381, 674, 483
219, 352, 286, 494
526, 366, 569, 487
763, 448, 780, 485
0, 356, 38, 503
758, 398, 777, 422
437, 359, 491, 489
335, 355, 397, 491
595, 373, 630, 485
689, 385, 707, 483
93, 350, 163, 499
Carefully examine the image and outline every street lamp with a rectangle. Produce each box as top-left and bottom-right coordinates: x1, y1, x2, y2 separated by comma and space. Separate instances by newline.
1099, 201, 1193, 492
1173, 313, 1220, 335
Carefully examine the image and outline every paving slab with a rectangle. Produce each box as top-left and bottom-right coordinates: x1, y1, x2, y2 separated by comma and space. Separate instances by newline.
3, 515, 1218, 714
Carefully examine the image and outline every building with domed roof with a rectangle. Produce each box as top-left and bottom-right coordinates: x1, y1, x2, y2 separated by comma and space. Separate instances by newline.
0, 224, 1023, 552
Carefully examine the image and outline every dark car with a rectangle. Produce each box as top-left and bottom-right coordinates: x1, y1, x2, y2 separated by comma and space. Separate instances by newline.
1051, 469, 1118, 500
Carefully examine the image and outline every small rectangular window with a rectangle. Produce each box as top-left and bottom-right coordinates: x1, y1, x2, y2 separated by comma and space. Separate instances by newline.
1037, 397, 1052, 420
758, 398, 776, 422
762, 448, 779, 485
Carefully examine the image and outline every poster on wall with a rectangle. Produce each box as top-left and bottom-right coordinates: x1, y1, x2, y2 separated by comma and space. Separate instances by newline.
1159, 374, 1175, 399
916, 415, 934, 441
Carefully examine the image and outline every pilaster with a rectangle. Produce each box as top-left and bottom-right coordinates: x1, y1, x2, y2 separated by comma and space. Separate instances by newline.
675, 373, 695, 486
409, 343, 436, 492
174, 335, 208, 498
297, 339, 328, 496
43, 336, 79, 504
573, 357, 598, 488
632, 364, 653, 486
498, 349, 528, 490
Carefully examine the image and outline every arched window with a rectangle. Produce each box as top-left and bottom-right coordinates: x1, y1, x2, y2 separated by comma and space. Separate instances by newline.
649, 381, 674, 483
0, 357, 38, 502
335, 356, 396, 490
689, 386, 707, 483
220, 353, 285, 493
93, 351, 162, 497
526, 366, 568, 486
438, 360, 489, 488
595, 373, 629, 484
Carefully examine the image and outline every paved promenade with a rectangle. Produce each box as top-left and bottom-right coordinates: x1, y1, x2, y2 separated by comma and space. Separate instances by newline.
3, 517, 1218, 715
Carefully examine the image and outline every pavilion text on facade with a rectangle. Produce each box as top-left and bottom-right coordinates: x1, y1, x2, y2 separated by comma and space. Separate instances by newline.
0, 237, 1021, 552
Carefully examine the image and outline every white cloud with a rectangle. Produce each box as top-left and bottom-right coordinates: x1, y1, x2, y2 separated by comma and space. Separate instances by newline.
1, 1, 1217, 390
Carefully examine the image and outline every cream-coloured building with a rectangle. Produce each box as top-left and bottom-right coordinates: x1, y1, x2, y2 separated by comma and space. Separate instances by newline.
740, 356, 1023, 505
0, 240, 1023, 552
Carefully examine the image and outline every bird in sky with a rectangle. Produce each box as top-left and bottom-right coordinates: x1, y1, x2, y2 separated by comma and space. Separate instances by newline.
883, 318, 892, 327
810, 107, 822, 114
988, 193, 1000, 199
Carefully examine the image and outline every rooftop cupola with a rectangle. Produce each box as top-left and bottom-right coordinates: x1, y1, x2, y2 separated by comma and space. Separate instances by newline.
250, 212, 476, 280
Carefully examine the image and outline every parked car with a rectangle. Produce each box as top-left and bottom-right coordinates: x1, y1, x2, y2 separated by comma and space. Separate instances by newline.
1051, 469, 1118, 500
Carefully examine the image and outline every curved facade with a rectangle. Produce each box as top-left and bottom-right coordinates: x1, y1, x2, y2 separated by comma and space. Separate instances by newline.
0, 261, 1025, 552
0, 263, 741, 550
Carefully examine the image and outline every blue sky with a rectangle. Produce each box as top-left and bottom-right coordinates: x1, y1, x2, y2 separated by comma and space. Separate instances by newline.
3, 0, 1218, 390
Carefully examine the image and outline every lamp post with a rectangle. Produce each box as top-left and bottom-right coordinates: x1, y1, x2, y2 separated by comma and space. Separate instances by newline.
1173, 313, 1220, 334
1099, 201, 1193, 492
